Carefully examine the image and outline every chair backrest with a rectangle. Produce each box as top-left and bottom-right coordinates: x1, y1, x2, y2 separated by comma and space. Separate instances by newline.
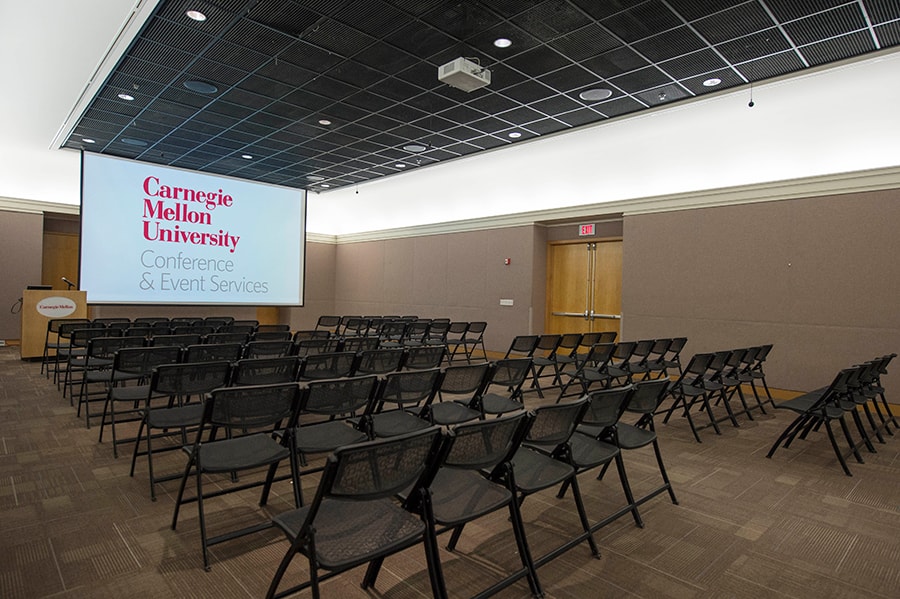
533, 334, 561, 356
626, 379, 671, 414
379, 320, 408, 342
631, 339, 655, 362
134, 317, 169, 325
252, 330, 293, 341
151, 333, 201, 349
294, 338, 343, 357
205, 382, 300, 433
524, 397, 589, 448
577, 332, 605, 351
447, 321, 469, 338
707, 350, 731, 375
680, 353, 714, 384
315, 315, 342, 332
556, 333, 582, 353
667, 337, 687, 355
69, 327, 110, 349
581, 385, 634, 428
464, 321, 487, 339
341, 317, 370, 337
403, 321, 430, 344
257, 323, 291, 333
373, 368, 442, 411
150, 360, 232, 398
317, 427, 443, 504
301, 374, 378, 416
648, 338, 672, 360
243, 340, 294, 358
610, 341, 636, 365
87, 335, 144, 360
584, 343, 616, 368
503, 335, 539, 358
203, 317, 235, 328
204, 332, 249, 345
222, 324, 257, 335
405, 345, 446, 370
229, 319, 258, 329
597, 331, 617, 344
342, 336, 380, 353
437, 411, 530, 473
438, 362, 492, 400
355, 347, 406, 374
424, 321, 450, 343
49, 318, 90, 337
231, 356, 299, 386
113, 345, 181, 377
487, 358, 533, 391
293, 329, 331, 342
184, 342, 244, 363
754, 344, 773, 367
171, 325, 217, 336
297, 351, 357, 380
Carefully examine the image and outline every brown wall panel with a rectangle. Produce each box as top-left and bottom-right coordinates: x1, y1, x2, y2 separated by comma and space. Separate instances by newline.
332, 226, 539, 352
623, 190, 900, 391
286, 241, 336, 330
0, 210, 44, 340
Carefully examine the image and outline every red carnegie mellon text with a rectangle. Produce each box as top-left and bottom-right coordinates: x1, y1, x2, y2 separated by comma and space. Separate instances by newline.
141, 176, 240, 253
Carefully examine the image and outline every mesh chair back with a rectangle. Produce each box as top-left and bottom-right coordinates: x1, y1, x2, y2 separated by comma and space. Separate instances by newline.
150, 361, 231, 397
379, 320, 408, 344
207, 382, 300, 430
557, 333, 582, 354
302, 375, 378, 416
88, 335, 144, 360
585, 343, 616, 367
439, 363, 491, 398
342, 317, 370, 337
626, 379, 671, 414
597, 331, 617, 344
405, 345, 445, 370
253, 330, 293, 341
134, 317, 168, 325
525, 398, 589, 448
632, 339, 655, 362
355, 348, 406, 374
577, 332, 605, 351
295, 338, 342, 357
534, 334, 561, 355
114, 346, 181, 377
232, 357, 298, 386
124, 326, 152, 338
403, 321, 430, 345
315, 315, 342, 333
292, 329, 331, 342
69, 327, 110, 350
243, 340, 294, 358
222, 324, 257, 335
151, 333, 201, 348
258, 324, 291, 333
203, 317, 234, 328
204, 332, 249, 345
184, 342, 244, 363
377, 368, 441, 409
682, 353, 714, 384
489, 358, 532, 389
504, 335, 539, 358
298, 351, 357, 380
582, 386, 634, 428
342, 336, 380, 353
442, 411, 528, 471
327, 427, 443, 499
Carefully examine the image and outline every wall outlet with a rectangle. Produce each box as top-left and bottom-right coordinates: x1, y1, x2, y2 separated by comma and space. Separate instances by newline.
499, 299, 514, 306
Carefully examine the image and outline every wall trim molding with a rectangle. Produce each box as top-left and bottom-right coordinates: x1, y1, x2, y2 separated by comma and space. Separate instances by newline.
0, 196, 80, 215
6, 164, 899, 244
330, 165, 900, 244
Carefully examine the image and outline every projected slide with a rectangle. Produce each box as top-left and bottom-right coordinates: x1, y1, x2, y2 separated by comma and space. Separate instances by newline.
80, 153, 305, 305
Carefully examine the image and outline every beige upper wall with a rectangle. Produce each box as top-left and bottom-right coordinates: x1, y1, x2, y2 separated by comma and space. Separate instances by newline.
622, 189, 900, 391
0, 211, 44, 339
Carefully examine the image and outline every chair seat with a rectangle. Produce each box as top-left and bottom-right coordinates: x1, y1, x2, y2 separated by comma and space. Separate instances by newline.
614, 423, 656, 450
429, 468, 512, 526
567, 432, 619, 468
110, 384, 153, 404
296, 421, 367, 454
370, 411, 431, 438
512, 447, 574, 494
429, 401, 481, 425
480, 393, 524, 415
144, 403, 205, 429
187, 433, 290, 472
273, 497, 425, 570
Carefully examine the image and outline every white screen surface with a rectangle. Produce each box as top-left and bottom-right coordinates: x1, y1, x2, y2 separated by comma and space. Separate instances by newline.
80, 153, 305, 305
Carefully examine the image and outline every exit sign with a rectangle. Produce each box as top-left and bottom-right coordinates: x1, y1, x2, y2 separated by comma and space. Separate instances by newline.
578, 223, 595, 236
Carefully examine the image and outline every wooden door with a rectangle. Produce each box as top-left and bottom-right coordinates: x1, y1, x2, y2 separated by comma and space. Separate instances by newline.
546, 240, 622, 335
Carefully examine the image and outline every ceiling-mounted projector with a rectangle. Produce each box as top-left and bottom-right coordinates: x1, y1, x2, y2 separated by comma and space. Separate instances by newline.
438, 57, 491, 92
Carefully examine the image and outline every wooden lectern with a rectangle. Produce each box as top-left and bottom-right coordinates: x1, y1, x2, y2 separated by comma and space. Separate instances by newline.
20, 289, 88, 359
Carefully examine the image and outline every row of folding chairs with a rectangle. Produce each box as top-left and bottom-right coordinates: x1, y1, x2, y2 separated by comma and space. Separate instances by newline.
313, 315, 489, 363
767, 354, 897, 476
657, 345, 774, 442
157, 371, 678, 596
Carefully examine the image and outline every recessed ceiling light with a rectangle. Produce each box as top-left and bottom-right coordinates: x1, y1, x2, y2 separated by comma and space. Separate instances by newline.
395, 163, 407, 168
703, 77, 722, 87
318, 119, 332, 126
241, 154, 253, 160
306, 175, 325, 181
183, 80, 218, 94
186, 10, 207, 21
82, 138, 96, 144
321, 184, 331, 189
493, 38, 512, 48
403, 143, 428, 152
117, 93, 135, 101
508, 131, 522, 139
121, 138, 147, 147
579, 88, 613, 102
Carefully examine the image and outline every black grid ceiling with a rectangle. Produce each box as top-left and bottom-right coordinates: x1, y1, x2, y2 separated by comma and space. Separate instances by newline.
65, 0, 900, 191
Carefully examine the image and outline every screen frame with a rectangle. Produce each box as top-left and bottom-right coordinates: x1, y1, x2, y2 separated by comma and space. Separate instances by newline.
79, 151, 307, 307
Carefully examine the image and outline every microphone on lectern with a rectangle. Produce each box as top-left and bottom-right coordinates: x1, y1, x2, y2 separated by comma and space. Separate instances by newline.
61, 277, 75, 290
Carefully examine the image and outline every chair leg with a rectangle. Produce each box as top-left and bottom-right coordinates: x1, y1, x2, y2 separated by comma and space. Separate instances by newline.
824, 420, 853, 476
613, 454, 642, 528
767, 415, 807, 458
566, 475, 600, 557
837, 416, 864, 464
171, 451, 195, 530
651, 439, 678, 505
195, 464, 211, 571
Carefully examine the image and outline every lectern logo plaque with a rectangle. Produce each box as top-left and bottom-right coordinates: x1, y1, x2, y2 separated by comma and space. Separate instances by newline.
37, 297, 77, 318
